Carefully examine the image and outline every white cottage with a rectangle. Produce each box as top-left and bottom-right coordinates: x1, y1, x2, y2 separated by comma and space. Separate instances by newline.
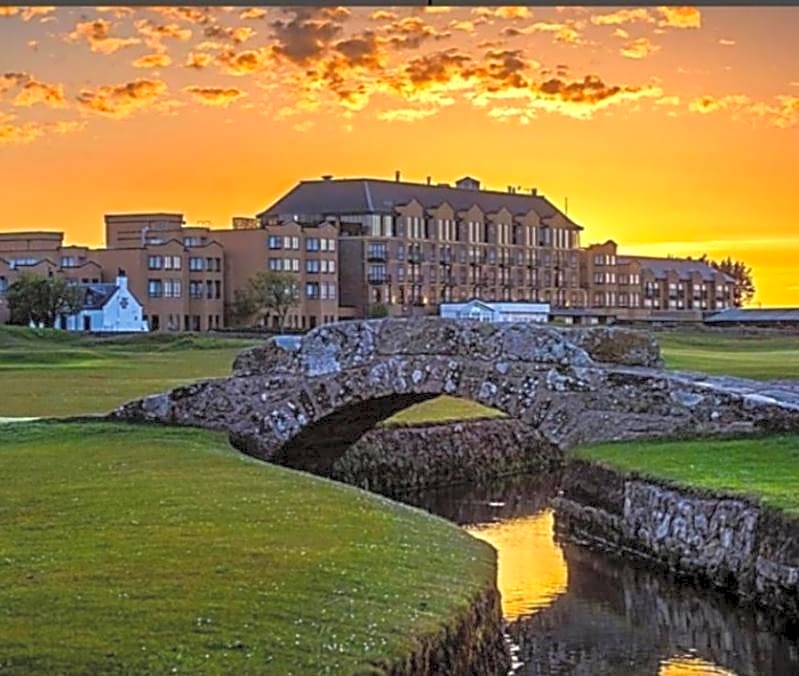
59, 272, 148, 332
439, 300, 551, 324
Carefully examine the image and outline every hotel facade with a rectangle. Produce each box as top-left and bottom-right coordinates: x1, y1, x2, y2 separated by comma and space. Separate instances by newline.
0, 174, 737, 330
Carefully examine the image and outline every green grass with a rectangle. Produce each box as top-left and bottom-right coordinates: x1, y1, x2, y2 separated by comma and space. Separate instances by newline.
0, 326, 260, 417
385, 395, 503, 426
574, 435, 799, 516
658, 330, 799, 380
0, 326, 503, 423
0, 422, 494, 675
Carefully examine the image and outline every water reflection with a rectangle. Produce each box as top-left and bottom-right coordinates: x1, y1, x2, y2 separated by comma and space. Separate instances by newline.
467, 511, 568, 621
406, 473, 799, 676
660, 655, 737, 676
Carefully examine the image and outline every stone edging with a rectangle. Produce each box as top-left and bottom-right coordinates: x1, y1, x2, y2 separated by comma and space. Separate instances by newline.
374, 584, 510, 675
331, 418, 562, 497
554, 459, 799, 621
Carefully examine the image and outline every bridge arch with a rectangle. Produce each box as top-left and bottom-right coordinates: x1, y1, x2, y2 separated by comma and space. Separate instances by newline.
113, 318, 799, 475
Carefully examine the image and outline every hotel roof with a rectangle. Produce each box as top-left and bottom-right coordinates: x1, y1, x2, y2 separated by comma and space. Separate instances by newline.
619, 255, 735, 283
259, 177, 582, 229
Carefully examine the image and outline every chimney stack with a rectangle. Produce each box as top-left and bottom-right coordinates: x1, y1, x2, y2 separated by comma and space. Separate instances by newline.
426, 176, 431, 185
321, 174, 332, 181
531, 187, 538, 196
395, 170, 401, 182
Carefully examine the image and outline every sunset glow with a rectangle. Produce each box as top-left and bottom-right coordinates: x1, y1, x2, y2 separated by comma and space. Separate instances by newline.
467, 510, 568, 620
1, 6, 797, 305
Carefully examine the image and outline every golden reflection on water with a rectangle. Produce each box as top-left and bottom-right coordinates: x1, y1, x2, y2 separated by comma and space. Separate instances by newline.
465, 509, 567, 621
659, 655, 738, 676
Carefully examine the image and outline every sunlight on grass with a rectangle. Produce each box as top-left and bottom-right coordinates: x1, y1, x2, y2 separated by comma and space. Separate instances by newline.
658, 330, 799, 380
574, 435, 799, 516
0, 422, 494, 674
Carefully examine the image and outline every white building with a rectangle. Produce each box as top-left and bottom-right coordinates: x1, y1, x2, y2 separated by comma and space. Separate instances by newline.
59, 272, 148, 332
439, 300, 551, 324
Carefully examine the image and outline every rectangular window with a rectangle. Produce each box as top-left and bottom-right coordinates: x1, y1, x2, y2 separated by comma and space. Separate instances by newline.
147, 279, 163, 298
292, 258, 299, 272
60, 256, 77, 268
215, 280, 221, 299
306, 259, 320, 273
189, 257, 204, 271
306, 238, 320, 251
327, 238, 336, 252
268, 235, 282, 250
190, 281, 203, 298
292, 236, 300, 250
206, 280, 214, 299
147, 255, 163, 270
320, 238, 328, 251
164, 256, 181, 270
215, 257, 222, 272
164, 279, 182, 298
305, 282, 320, 299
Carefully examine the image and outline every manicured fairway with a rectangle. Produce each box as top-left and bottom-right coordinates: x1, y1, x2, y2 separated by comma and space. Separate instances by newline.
0, 327, 258, 417
385, 395, 503, 426
574, 434, 799, 516
0, 422, 494, 674
0, 326, 499, 422
657, 330, 799, 380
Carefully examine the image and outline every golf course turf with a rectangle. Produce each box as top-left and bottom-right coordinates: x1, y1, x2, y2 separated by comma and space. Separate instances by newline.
0, 422, 495, 674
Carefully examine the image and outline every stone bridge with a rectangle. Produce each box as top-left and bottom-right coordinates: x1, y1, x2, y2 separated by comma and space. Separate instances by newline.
112, 318, 799, 475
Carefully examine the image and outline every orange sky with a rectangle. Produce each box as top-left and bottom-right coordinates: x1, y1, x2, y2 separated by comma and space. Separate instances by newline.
1, 6, 797, 305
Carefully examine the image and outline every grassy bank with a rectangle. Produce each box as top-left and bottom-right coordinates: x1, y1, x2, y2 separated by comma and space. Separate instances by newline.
0, 422, 495, 674
574, 435, 799, 516
657, 330, 799, 380
0, 326, 498, 422
0, 326, 259, 417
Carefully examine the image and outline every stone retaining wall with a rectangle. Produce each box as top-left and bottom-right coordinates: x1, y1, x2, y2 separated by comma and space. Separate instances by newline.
330, 418, 562, 497
377, 584, 510, 675
554, 460, 799, 621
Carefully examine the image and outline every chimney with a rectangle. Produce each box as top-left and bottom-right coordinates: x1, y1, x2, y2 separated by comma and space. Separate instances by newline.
321, 174, 333, 181
395, 170, 401, 182
426, 176, 431, 185
531, 187, 538, 196
117, 268, 128, 290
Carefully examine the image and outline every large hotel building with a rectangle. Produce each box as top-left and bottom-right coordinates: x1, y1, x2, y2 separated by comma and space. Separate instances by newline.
0, 173, 736, 329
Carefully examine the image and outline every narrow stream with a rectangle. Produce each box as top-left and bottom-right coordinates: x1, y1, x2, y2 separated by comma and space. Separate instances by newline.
405, 473, 799, 676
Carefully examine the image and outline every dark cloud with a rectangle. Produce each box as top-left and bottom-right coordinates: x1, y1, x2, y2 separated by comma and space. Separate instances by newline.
270, 7, 347, 65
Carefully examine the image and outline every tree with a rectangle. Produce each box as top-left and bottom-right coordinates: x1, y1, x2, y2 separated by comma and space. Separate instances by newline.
225, 288, 259, 328
7, 272, 84, 328
248, 270, 299, 330
700, 255, 755, 307
367, 303, 390, 319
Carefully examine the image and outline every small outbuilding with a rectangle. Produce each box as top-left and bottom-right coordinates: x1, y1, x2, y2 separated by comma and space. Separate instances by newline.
59, 271, 148, 332
439, 300, 551, 324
